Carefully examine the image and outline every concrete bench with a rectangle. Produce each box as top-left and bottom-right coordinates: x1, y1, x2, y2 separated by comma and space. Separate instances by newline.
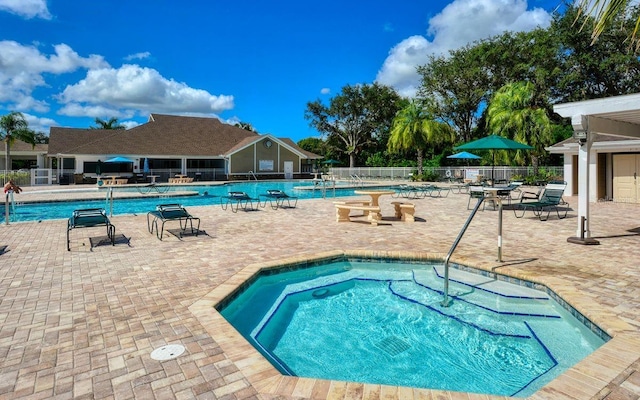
102, 179, 128, 186
390, 201, 416, 222
333, 199, 371, 215
168, 177, 194, 184
334, 204, 381, 225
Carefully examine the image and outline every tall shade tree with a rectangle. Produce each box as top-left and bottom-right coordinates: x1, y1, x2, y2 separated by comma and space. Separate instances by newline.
486, 82, 553, 174
417, 44, 491, 143
553, 5, 640, 102
305, 83, 402, 167
388, 100, 454, 176
0, 112, 36, 172
575, 0, 640, 50
90, 117, 125, 130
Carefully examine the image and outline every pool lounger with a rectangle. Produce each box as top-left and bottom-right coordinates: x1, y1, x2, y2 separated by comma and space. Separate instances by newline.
67, 208, 116, 251
259, 190, 298, 209
220, 192, 259, 212
147, 204, 200, 240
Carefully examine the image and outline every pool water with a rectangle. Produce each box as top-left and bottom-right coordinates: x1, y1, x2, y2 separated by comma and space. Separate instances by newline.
219, 260, 607, 397
4, 181, 389, 222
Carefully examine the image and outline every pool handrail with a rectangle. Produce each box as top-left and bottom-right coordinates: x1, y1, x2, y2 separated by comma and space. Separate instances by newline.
442, 195, 487, 307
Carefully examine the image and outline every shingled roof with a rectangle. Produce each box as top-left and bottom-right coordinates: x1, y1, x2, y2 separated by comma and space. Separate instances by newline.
8, 140, 48, 153
48, 114, 260, 156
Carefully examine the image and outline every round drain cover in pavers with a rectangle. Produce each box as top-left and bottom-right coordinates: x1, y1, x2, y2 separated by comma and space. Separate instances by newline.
150, 344, 186, 361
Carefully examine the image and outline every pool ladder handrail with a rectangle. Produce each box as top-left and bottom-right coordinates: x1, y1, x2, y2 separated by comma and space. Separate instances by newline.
442, 195, 489, 307
5, 191, 15, 225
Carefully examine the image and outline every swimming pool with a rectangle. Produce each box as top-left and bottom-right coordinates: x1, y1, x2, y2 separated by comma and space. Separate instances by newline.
218, 258, 607, 397
4, 181, 391, 222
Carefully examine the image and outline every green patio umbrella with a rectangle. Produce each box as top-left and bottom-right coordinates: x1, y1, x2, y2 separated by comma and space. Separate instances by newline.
455, 135, 533, 184
321, 159, 341, 165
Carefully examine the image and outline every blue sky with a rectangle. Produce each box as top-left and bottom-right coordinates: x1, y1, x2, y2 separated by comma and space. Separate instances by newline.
0, 0, 558, 142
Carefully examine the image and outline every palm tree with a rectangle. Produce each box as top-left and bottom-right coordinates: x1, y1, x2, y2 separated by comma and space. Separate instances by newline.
388, 100, 454, 177
576, 0, 639, 48
90, 117, 125, 130
486, 82, 553, 174
0, 112, 36, 172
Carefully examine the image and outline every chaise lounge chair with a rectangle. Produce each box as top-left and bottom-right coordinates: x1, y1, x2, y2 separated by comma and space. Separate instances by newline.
220, 191, 259, 212
513, 184, 568, 221
259, 189, 298, 209
419, 184, 451, 198
393, 184, 422, 199
67, 208, 115, 251
147, 203, 200, 240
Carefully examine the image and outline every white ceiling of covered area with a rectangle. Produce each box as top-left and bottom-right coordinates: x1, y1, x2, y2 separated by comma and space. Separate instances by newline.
554, 93, 640, 139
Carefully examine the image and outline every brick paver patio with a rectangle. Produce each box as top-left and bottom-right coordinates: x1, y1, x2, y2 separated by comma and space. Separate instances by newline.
1, 184, 639, 399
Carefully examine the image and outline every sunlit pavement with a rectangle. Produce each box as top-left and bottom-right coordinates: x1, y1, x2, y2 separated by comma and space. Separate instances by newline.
1, 184, 639, 399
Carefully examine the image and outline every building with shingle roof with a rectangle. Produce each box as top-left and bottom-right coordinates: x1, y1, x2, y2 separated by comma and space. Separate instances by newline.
0, 140, 48, 170
48, 114, 321, 182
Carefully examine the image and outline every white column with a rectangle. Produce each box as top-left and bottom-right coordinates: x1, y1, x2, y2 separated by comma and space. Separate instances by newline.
573, 114, 592, 238
576, 139, 592, 237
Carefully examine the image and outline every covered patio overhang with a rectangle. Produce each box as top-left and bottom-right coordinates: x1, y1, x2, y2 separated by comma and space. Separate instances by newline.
553, 92, 640, 244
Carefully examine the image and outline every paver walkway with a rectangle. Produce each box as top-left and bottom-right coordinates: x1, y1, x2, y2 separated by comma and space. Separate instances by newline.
1, 184, 639, 399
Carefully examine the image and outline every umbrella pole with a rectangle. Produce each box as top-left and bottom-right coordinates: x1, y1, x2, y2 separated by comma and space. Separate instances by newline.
492, 151, 495, 186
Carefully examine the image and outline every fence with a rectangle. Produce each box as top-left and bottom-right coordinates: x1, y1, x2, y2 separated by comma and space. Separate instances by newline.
329, 166, 563, 182
2, 166, 564, 187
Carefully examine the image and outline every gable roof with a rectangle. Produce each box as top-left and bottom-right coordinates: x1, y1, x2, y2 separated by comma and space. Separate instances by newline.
48, 113, 322, 160
222, 134, 322, 159
49, 114, 258, 156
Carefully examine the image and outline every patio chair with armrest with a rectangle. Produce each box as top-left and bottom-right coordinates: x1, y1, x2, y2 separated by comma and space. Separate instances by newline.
67, 208, 115, 251
220, 191, 259, 212
259, 189, 298, 209
467, 186, 486, 210
146, 203, 200, 240
513, 187, 568, 221
494, 182, 523, 205
520, 180, 567, 204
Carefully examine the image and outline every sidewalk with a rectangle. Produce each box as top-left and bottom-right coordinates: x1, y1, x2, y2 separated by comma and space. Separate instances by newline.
1, 188, 639, 399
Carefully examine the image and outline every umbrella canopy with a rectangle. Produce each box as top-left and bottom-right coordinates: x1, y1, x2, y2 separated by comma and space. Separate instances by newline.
447, 151, 482, 160
454, 135, 533, 151
105, 156, 134, 163
322, 159, 341, 165
455, 135, 533, 184
143, 158, 150, 174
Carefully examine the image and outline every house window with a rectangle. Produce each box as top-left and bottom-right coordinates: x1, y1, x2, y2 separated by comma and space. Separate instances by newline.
259, 160, 274, 171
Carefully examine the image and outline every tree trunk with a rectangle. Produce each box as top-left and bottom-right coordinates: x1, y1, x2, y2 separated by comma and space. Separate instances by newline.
532, 154, 539, 176
416, 148, 424, 177
350, 153, 356, 168
4, 140, 10, 172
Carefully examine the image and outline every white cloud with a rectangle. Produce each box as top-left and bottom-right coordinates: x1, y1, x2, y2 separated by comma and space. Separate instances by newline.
57, 103, 134, 119
320, 88, 330, 95
0, 0, 51, 19
0, 41, 109, 111
121, 120, 141, 130
58, 64, 235, 117
124, 52, 151, 61
21, 112, 57, 133
376, 0, 552, 97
